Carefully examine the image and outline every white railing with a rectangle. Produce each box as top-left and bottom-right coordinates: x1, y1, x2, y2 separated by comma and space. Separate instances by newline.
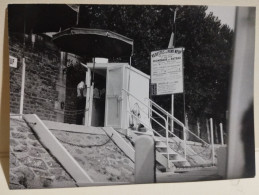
147, 98, 216, 165
122, 89, 187, 168
148, 98, 210, 146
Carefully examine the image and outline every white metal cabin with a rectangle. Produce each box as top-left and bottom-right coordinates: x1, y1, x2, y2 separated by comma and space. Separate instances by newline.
83, 62, 151, 131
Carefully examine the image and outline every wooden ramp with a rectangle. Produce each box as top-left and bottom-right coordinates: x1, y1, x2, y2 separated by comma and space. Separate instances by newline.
23, 114, 93, 186
42, 120, 106, 135
102, 127, 135, 162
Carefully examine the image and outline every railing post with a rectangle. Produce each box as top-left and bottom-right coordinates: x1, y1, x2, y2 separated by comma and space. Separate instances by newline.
210, 118, 215, 165
206, 119, 210, 143
183, 126, 187, 160
19, 58, 26, 116
215, 124, 219, 144
197, 119, 200, 138
220, 123, 224, 145
166, 114, 170, 168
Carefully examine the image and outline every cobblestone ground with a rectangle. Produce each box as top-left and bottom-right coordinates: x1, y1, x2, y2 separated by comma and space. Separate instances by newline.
10, 118, 77, 189
50, 130, 135, 183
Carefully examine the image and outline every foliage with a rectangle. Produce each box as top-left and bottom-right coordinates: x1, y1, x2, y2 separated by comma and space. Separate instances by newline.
79, 5, 234, 126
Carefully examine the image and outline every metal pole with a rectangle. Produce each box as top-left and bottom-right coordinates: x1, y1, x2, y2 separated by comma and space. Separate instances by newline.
220, 123, 224, 145
168, 33, 175, 133
206, 119, 210, 143
168, 8, 178, 133
166, 115, 170, 168
215, 123, 218, 144
20, 12, 26, 116
126, 54, 133, 137
210, 118, 215, 165
183, 125, 187, 160
19, 58, 26, 115
197, 119, 200, 138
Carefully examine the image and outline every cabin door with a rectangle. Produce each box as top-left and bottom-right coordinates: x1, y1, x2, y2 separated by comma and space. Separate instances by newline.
105, 66, 125, 128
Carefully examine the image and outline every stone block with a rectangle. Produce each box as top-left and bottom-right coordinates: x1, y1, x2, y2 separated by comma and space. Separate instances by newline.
17, 127, 28, 133
11, 132, 26, 139
13, 145, 28, 152
21, 156, 48, 170
28, 133, 37, 140
47, 160, 61, 168
49, 168, 63, 175
10, 139, 19, 147
29, 148, 45, 158
10, 153, 20, 168
106, 166, 121, 177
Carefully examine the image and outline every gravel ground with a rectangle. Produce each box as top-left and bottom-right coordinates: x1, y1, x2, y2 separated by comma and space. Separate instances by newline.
9, 118, 77, 189
50, 129, 135, 183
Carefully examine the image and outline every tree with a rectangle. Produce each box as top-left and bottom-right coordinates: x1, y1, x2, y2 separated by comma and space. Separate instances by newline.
79, 4, 234, 133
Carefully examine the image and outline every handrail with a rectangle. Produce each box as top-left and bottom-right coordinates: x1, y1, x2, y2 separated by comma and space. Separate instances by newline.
124, 89, 214, 166
167, 120, 210, 146
148, 98, 214, 163
128, 111, 164, 138
124, 88, 212, 166
123, 89, 167, 125
148, 98, 209, 146
123, 89, 171, 168
147, 98, 184, 126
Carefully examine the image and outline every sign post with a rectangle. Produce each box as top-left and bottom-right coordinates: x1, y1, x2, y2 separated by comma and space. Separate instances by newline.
169, 32, 175, 133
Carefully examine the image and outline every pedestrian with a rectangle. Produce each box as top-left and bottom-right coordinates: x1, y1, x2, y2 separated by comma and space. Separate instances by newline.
76, 80, 86, 125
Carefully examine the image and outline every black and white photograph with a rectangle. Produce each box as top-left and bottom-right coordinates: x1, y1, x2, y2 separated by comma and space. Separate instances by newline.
8, 4, 255, 189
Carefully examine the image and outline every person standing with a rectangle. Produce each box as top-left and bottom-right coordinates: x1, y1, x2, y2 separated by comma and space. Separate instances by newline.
76, 81, 86, 125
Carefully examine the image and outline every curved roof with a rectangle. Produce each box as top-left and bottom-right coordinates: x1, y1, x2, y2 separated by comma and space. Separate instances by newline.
52, 27, 133, 58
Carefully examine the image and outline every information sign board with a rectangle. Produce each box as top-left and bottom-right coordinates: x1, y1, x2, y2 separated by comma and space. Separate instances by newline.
151, 48, 184, 95
9, 56, 17, 68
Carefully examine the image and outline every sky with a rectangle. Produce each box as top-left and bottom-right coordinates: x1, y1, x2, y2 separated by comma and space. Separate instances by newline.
206, 6, 236, 30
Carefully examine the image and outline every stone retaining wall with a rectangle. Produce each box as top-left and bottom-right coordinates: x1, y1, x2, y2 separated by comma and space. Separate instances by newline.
10, 117, 76, 189
9, 33, 60, 121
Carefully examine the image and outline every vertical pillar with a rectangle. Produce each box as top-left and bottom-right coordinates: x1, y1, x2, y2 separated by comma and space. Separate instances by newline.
220, 123, 224, 145
19, 58, 26, 116
135, 136, 155, 183
171, 96, 174, 132
185, 113, 189, 140
206, 119, 210, 143
168, 32, 175, 133
215, 124, 219, 144
210, 118, 215, 165
197, 119, 200, 138
84, 68, 92, 126
55, 52, 67, 122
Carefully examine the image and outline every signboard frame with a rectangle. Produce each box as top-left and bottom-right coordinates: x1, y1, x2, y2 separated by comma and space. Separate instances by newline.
9, 55, 18, 68
150, 47, 184, 95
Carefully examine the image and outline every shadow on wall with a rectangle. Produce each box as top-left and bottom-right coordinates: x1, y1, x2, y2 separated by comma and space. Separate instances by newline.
241, 102, 255, 178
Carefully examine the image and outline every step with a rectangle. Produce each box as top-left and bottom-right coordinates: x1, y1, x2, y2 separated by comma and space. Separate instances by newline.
160, 151, 178, 156
169, 159, 187, 163
156, 147, 168, 153
133, 131, 153, 136
174, 166, 216, 173
155, 141, 167, 148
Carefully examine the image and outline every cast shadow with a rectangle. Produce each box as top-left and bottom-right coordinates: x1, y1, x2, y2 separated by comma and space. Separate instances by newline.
241, 101, 255, 178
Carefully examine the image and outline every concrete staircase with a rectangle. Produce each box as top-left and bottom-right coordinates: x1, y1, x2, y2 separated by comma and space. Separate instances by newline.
128, 129, 190, 172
